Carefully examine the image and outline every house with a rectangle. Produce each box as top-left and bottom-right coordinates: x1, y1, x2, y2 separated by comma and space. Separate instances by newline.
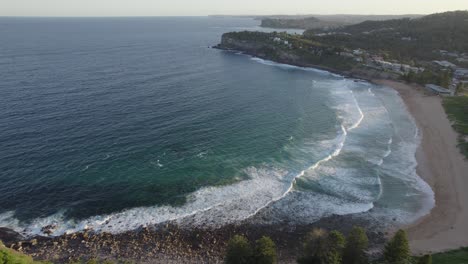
373, 60, 423, 74
433, 60, 457, 69
339, 52, 355, 58
455, 68, 468, 79
353, 49, 364, 56
425, 84, 452, 95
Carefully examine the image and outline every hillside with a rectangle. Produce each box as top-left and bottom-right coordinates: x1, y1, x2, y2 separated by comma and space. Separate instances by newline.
215, 31, 356, 71
304, 11, 468, 60
259, 14, 422, 30
260, 17, 344, 29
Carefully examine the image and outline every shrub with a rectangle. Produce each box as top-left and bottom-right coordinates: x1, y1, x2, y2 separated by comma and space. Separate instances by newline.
298, 229, 346, 264
327, 231, 346, 264
225, 235, 253, 264
86, 259, 98, 264
417, 254, 432, 264
384, 230, 411, 264
298, 228, 328, 264
342, 226, 369, 264
253, 236, 277, 264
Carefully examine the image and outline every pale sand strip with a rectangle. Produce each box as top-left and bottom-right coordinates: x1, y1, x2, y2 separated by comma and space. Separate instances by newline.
374, 79, 468, 254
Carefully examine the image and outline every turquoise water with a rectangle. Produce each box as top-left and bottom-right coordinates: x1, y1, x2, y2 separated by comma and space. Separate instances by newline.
0, 17, 433, 236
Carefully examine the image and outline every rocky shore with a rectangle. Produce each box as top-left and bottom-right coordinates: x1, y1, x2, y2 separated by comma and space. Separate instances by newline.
1, 212, 387, 263
213, 32, 400, 82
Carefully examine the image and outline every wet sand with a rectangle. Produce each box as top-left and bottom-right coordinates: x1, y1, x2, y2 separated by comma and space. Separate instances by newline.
374, 79, 468, 254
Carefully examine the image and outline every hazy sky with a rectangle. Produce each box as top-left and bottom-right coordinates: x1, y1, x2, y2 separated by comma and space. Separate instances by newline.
1, 0, 467, 17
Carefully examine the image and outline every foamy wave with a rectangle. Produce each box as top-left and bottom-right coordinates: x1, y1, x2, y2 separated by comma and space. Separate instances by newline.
256, 191, 374, 225
370, 85, 435, 224
249, 56, 341, 77
0, 77, 435, 238
0, 122, 357, 238
1, 166, 304, 237
348, 91, 365, 130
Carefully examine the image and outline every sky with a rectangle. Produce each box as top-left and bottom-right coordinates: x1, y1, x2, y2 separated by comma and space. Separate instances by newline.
1, 0, 467, 17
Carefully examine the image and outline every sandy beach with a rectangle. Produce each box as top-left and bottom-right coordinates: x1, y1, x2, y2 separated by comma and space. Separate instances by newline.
374, 79, 468, 254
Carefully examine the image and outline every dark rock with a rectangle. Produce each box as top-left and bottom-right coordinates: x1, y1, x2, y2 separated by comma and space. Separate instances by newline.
0, 227, 24, 246
41, 224, 57, 235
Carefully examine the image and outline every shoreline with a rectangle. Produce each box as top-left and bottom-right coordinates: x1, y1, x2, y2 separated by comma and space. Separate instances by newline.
2, 52, 467, 261
213, 48, 468, 254
373, 79, 468, 254
3, 215, 386, 263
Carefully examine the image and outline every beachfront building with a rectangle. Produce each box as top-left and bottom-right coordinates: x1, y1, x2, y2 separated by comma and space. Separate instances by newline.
425, 84, 453, 95
433, 60, 457, 69
455, 68, 468, 79
373, 60, 424, 74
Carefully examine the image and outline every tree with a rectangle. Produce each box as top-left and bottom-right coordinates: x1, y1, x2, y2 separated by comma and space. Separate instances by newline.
298, 229, 346, 264
326, 231, 346, 264
342, 226, 369, 264
225, 235, 253, 264
404, 70, 416, 83
455, 82, 463, 95
384, 230, 411, 264
439, 70, 452, 88
253, 236, 277, 264
417, 255, 432, 264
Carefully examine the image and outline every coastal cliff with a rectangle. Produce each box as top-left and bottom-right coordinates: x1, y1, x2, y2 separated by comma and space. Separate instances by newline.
214, 31, 398, 80
215, 31, 354, 71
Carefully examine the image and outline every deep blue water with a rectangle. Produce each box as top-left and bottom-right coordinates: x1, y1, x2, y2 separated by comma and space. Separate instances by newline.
0, 17, 433, 236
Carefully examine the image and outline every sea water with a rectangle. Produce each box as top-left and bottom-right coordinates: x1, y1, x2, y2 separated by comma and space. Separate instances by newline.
0, 17, 433, 236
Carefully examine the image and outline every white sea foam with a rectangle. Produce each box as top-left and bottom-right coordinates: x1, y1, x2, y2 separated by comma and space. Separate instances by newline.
369, 85, 434, 224
1, 167, 294, 236
0, 59, 435, 238
1, 120, 357, 238
249, 56, 341, 77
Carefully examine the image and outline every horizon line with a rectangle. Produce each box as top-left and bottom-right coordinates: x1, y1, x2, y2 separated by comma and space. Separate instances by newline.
2, 10, 467, 18
0, 13, 429, 18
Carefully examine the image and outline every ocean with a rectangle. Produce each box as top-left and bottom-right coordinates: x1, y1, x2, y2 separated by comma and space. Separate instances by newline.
0, 17, 433, 236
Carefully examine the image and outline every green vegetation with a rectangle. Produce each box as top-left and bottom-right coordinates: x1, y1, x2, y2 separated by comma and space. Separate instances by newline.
343, 227, 369, 264
430, 247, 468, 264
237, 228, 441, 264
219, 31, 356, 71
261, 17, 343, 30
417, 254, 432, 264
253, 237, 277, 264
0, 241, 48, 264
225, 235, 277, 264
383, 230, 411, 264
304, 11, 468, 61
403, 70, 453, 87
259, 15, 422, 30
298, 229, 346, 264
225, 235, 253, 264
442, 96, 468, 158
220, 11, 468, 81
69, 259, 125, 264
295, 226, 369, 264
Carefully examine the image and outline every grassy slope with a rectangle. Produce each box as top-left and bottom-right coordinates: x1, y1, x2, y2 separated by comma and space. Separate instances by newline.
431, 247, 468, 264
0, 242, 48, 264
442, 96, 468, 158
